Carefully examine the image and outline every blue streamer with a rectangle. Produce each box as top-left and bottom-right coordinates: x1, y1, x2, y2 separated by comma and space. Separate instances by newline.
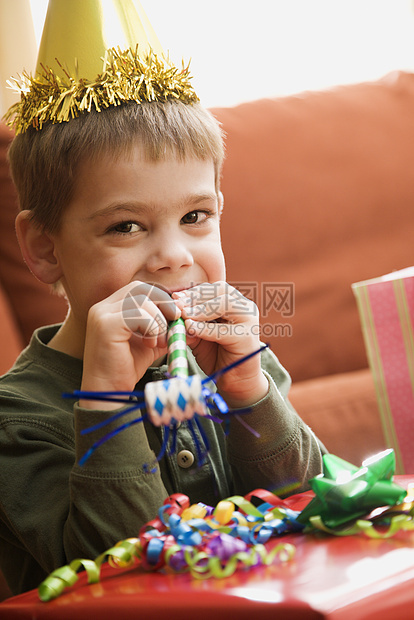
66, 344, 266, 469
78, 414, 147, 466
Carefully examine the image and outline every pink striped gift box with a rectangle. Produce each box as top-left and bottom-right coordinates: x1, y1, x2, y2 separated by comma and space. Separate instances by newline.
352, 267, 414, 474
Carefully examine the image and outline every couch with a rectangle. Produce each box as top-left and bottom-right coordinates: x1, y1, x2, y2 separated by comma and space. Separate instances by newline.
1, 70, 414, 599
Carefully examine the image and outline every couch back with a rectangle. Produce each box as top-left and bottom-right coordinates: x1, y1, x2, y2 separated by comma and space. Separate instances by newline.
213, 71, 414, 381
0, 123, 67, 378
1, 71, 414, 382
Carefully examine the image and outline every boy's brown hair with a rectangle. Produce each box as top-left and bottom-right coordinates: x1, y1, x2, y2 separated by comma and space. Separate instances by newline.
8, 101, 225, 233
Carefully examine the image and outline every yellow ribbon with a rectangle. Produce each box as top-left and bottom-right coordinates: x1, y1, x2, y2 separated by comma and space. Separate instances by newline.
308, 513, 414, 538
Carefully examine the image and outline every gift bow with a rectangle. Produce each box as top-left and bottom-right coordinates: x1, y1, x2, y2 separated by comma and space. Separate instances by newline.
297, 449, 407, 529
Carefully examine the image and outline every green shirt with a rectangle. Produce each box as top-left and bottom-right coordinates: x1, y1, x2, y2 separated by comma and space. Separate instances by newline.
0, 325, 324, 594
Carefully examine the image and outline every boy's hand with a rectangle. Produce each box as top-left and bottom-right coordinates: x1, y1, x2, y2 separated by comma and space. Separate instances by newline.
80, 282, 180, 409
172, 282, 268, 408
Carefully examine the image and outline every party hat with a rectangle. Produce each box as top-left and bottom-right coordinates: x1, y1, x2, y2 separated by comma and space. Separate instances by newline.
4, 0, 198, 134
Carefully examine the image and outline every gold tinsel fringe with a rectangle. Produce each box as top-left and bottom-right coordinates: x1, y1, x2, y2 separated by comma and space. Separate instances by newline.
4, 47, 199, 134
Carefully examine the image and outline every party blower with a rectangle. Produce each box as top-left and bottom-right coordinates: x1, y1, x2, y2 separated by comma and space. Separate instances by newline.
65, 317, 266, 470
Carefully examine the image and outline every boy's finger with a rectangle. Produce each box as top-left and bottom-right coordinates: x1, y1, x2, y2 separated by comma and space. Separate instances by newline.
122, 282, 179, 324
181, 293, 255, 323
173, 281, 229, 305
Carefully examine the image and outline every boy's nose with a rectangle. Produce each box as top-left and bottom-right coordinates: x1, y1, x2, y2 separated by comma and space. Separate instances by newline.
145, 234, 194, 273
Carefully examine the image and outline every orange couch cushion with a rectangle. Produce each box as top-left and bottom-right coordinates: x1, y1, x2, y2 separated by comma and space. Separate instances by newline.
0, 282, 23, 375
212, 72, 414, 382
0, 124, 67, 346
290, 368, 385, 464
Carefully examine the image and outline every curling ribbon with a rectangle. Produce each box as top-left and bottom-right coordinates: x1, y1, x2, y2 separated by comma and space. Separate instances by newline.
308, 513, 414, 537
37, 488, 299, 602
37, 450, 414, 602
37, 449, 414, 602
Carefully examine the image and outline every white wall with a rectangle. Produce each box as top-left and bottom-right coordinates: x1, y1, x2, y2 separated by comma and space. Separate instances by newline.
0, 0, 37, 114
1, 0, 414, 115
145, 0, 414, 107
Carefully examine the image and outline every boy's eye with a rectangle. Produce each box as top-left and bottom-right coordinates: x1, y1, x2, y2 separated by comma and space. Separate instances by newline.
110, 221, 142, 234
181, 210, 208, 225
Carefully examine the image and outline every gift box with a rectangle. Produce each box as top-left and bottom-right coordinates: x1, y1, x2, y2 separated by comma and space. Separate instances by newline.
352, 267, 414, 474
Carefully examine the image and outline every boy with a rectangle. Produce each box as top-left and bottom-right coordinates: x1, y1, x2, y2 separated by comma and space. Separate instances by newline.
0, 0, 325, 596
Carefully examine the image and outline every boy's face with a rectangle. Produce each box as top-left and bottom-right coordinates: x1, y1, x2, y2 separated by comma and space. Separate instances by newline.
50, 146, 225, 327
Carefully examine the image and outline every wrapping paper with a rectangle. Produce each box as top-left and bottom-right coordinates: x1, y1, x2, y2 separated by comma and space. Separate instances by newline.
352, 266, 414, 473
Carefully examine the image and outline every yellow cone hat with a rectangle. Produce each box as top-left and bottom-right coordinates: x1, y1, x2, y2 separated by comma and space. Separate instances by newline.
36, 0, 164, 82
5, 0, 198, 134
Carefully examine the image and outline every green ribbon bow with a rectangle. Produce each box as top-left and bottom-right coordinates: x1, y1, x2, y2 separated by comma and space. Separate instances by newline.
297, 449, 407, 529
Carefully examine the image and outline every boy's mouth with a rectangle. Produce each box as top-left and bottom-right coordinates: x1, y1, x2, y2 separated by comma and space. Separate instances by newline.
168, 287, 189, 295
160, 284, 199, 296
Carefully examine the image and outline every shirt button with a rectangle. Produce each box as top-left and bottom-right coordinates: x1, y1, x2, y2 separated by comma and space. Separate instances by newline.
177, 450, 194, 468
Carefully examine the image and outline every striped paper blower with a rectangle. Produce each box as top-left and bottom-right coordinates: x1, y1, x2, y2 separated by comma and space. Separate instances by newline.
352, 266, 414, 474
68, 317, 265, 468
145, 318, 207, 426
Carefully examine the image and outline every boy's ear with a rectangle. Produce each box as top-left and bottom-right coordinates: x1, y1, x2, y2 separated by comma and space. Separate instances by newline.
15, 211, 62, 285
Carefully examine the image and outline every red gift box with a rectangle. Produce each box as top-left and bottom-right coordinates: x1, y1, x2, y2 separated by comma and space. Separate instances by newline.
352, 267, 414, 474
